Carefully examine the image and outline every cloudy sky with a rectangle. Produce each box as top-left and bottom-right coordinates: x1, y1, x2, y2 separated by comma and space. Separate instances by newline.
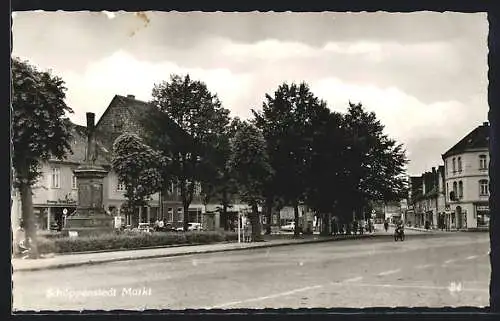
12, 11, 488, 175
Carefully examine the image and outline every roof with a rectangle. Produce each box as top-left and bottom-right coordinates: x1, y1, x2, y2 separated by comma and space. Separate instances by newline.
49, 122, 111, 166
442, 122, 489, 159
95, 94, 190, 150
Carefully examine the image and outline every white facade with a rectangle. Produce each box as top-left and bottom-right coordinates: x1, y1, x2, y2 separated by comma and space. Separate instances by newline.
443, 149, 490, 229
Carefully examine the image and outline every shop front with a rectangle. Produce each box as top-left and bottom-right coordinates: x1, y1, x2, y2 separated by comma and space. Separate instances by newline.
475, 202, 490, 228
34, 199, 77, 231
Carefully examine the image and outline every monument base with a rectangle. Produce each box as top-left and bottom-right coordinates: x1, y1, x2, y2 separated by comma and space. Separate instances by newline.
62, 215, 115, 237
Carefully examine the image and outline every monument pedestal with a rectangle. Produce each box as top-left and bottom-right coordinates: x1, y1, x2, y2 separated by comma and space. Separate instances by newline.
62, 161, 114, 237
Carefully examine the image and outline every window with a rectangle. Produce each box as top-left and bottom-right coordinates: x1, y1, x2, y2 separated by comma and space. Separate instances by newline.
177, 207, 184, 222
51, 167, 60, 188
446, 183, 449, 198
167, 208, 173, 222
453, 182, 458, 200
194, 182, 202, 196
71, 174, 78, 189
168, 182, 174, 194
479, 155, 487, 170
445, 160, 448, 176
117, 181, 125, 192
479, 180, 489, 196
458, 181, 463, 199
457, 157, 462, 172
452, 158, 456, 173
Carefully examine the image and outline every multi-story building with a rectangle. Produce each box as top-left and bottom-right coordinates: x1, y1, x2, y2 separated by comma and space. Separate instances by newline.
442, 122, 490, 230
408, 166, 446, 229
405, 176, 422, 226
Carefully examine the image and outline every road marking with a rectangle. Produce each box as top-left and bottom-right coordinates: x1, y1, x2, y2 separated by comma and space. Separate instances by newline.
443, 259, 456, 265
415, 264, 432, 269
346, 282, 487, 293
377, 269, 401, 276
208, 284, 323, 309
466, 255, 478, 260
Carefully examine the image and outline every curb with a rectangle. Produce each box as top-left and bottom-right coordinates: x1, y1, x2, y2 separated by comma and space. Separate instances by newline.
13, 234, 376, 272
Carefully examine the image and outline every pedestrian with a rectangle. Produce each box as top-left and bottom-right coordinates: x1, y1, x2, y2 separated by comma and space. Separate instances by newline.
244, 221, 251, 242
158, 219, 165, 231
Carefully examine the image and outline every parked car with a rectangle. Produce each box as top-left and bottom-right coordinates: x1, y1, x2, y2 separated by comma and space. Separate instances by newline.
175, 222, 203, 232
137, 223, 154, 233
281, 221, 295, 232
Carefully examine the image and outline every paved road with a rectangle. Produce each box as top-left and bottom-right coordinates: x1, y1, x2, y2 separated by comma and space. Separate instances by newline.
13, 233, 490, 311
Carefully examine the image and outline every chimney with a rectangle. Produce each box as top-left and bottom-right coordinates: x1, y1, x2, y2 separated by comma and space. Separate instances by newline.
86, 112, 95, 131
127, 94, 135, 99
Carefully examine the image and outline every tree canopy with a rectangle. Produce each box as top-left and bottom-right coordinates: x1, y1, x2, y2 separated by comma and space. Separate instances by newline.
112, 133, 165, 215
229, 120, 273, 240
148, 74, 231, 230
12, 57, 74, 258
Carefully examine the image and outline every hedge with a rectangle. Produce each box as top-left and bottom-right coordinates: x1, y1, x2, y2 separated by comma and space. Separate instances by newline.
36, 231, 238, 254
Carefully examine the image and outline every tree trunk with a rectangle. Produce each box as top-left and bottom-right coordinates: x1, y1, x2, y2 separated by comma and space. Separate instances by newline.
293, 201, 300, 238
19, 178, 39, 259
265, 197, 273, 235
183, 202, 190, 231
222, 203, 228, 231
251, 203, 263, 242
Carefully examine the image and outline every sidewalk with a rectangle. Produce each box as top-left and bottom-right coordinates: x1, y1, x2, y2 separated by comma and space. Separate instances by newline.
12, 233, 376, 272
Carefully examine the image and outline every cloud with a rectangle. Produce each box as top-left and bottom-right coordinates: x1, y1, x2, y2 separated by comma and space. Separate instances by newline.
310, 77, 487, 174
60, 51, 253, 124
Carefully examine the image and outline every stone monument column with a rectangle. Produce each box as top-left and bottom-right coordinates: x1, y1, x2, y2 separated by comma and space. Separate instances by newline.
62, 113, 114, 236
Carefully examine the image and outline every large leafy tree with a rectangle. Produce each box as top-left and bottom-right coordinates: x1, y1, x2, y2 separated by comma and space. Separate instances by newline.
149, 74, 231, 231
112, 133, 165, 220
12, 57, 73, 258
340, 102, 408, 220
229, 121, 273, 241
253, 82, 328, 237
305, 109, 348, 232
201, 117, 243, 230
